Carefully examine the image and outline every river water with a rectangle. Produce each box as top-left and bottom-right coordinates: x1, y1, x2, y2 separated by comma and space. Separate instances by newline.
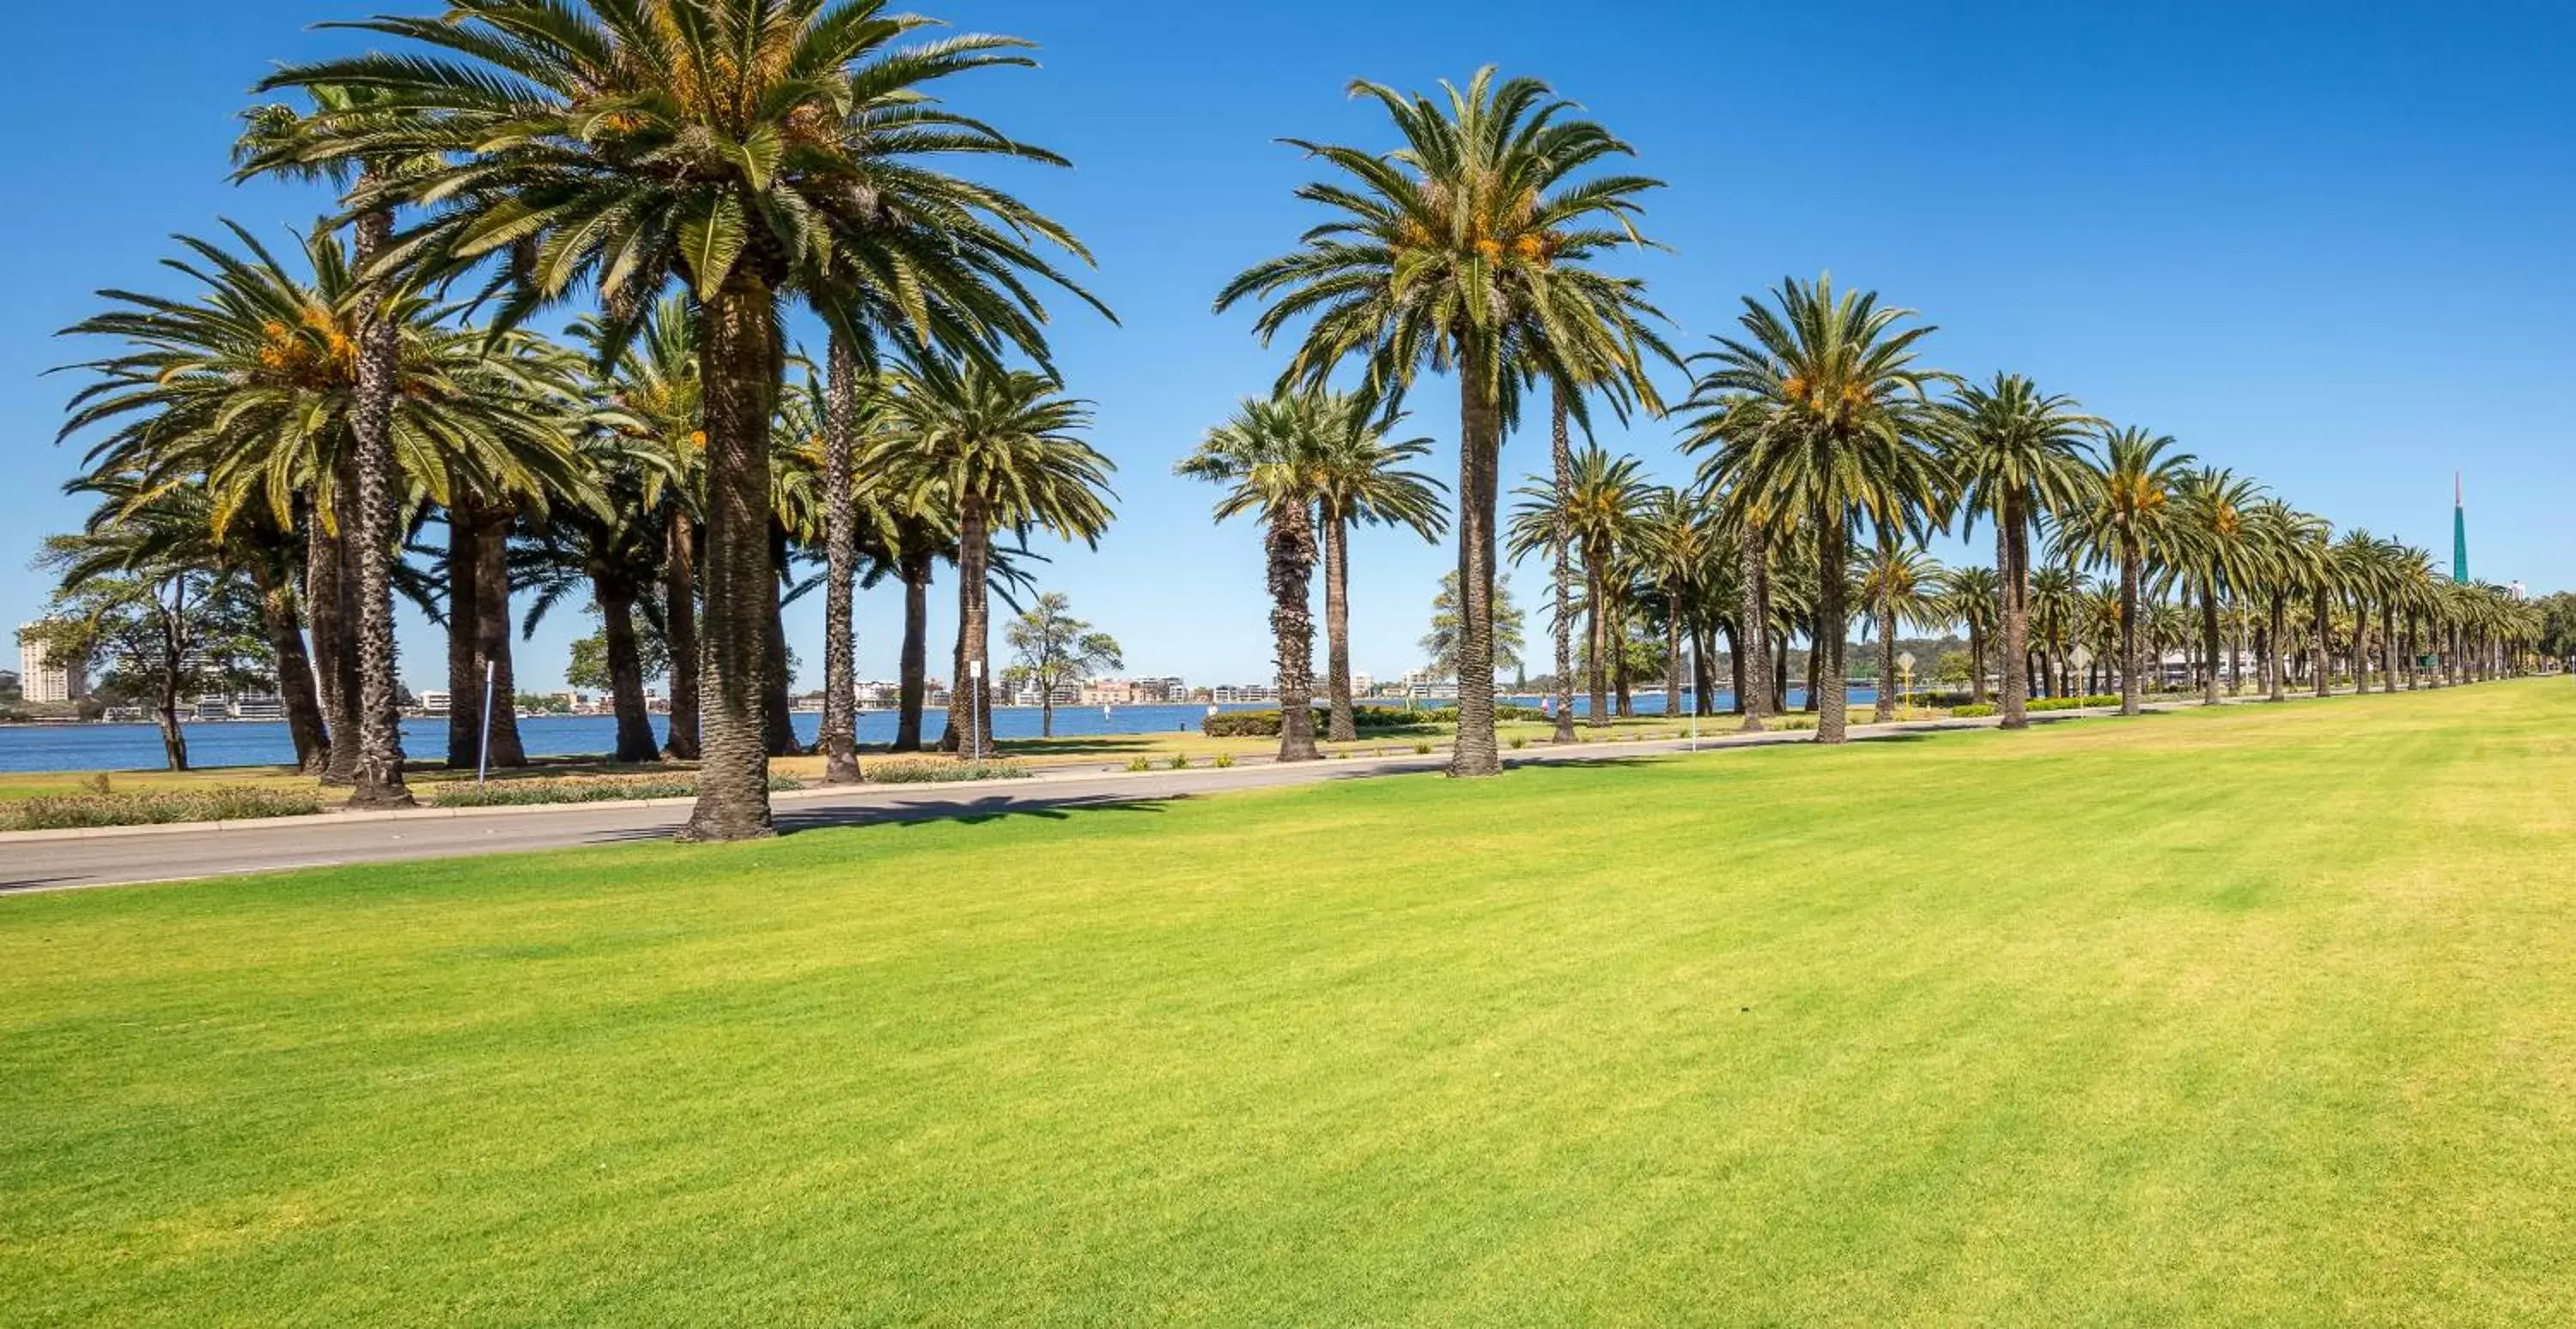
0, 689, 1870, 773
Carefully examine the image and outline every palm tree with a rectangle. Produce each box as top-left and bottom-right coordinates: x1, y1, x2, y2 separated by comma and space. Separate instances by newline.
1685, 276, 1950, 743
1858, 542, 1946, 719
2332, 529, 2391, 695
1631, 489, 1721, 720
2244, 500, 2331, 703
264, 0, 1102, 840
2173, 468, 2266, 705
1941, 375, 2099, 729
1510, 445, 1649, 728
878, 361, 1115, 760
1179, 392, 1334, 762
2068, 426, 2194, 714
513, 436, 678, 764
1306, 396, 1448, 742
580, 296, 704, 758
1218, 67, 1669, 776
1936, 566, 2003, 705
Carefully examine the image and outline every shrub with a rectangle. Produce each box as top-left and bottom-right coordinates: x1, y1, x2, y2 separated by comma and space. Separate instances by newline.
0, 786, 325, 832
1126, 755, 1154, 772
1949, 703, 1999, 719
1167, 754, 1191, 770
1212, 752, 1235, 768
434, 778, 702, 807
860, 758, 1030, 784
1508, 737, 1528, 750
1413, 741, 1433, 755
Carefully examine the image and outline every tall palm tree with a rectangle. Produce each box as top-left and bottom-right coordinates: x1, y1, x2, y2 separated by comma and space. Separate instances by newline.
1941, 374, 2099, 729
1510, 445, 1649, 728
2332, 529, 2391, 695
1936, 565, 2003, 705
1685, 276, 1950, 743
878, 361, 1115, 759
1858, 542, 1945, 719
1179, 392, 1336, 762
264, 0, 1103, 840
235, 83, 422, 807
513, 436, 678, 763
2173, 468, 2266, 705
2244, 500, 2331, 703
2068, 425, 2194, 714
1218, 67, 1669, 776
579, 296, 704, 758
1306, 396, 1448, 742
1630, 489, 1721, 720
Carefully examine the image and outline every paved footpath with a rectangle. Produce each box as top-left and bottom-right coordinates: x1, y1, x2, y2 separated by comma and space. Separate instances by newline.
0, 698, 2255, 894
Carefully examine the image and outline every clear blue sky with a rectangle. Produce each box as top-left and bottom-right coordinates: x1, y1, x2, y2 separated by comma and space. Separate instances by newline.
4, 1, 2568, 692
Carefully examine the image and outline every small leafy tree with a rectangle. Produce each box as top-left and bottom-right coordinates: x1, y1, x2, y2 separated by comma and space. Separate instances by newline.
33, 536, 269, 772
1002, 592, 1122, 739
567, 618, 671, 696
1424, 573, 1526, 683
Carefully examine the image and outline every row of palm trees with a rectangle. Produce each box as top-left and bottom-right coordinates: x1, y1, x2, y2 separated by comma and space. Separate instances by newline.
46, 1, 1135, 839
41, 4, 2549, 827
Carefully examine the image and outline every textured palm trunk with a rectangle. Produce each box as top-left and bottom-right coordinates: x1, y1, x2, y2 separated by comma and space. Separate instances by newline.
1999, 506, 2032, 730
2266, 592, 2288, 701
252, 555, 330, 773
1613, 612, 1634, 719
681, 272, 781, 840
1321, 513, 1358, 743
1815, 525, 1851, 743
1448, 348, 1504, 778
1736, 518, 1770, 731
2384, 608, 2403, 692
945, 496, 994, 759
1722, 620, 1747, 717
1968, 622, 1989, 706
818, 337, 863, 783
1803, 627, 1820, 713
598, 574, 659, 764
2227, 610, 2245, 695
762, 530, 797, 759
2118, 551, 2144, 715
662, 507, 702, 761
1873, 588, 1898, 724
1549, 392, 1578, 743
475, 506, 527, 768
1267, 501, 1321, 763
894, 552, 931, 752
1579, 570, 1609, 726
2200, 580, 2223, 706
343, 193, 413, 807
2350, 599, 2373, 695
444, 498, 483, 769
1665, 590, 1685, 722
2312, 588, 2334, 697
308, 486, 358, 786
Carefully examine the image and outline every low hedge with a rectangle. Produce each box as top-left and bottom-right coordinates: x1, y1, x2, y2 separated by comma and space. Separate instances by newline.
432, 775, 806, 808
860, 757, 1031, 784
1947, 703, 1999, 719
1202, 702, 1547, 737
2029, 694, 2123, 712
0, 786, 325, 832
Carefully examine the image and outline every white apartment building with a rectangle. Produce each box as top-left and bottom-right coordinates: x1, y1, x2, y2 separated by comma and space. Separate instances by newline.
15, 624, 88, 703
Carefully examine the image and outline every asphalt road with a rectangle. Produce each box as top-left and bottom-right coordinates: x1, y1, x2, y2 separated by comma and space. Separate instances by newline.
1, 704, 2194, 893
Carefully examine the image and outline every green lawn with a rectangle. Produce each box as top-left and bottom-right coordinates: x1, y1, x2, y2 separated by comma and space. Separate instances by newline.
5, 681, 2573, 1326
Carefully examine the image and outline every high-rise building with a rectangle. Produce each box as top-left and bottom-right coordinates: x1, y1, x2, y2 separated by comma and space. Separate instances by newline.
16, 623, 88, 703
2452, 472, 2470, 585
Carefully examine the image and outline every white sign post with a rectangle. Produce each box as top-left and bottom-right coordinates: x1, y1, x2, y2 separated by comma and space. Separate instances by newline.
1895, 650, 1917, 713
968, 658, 986, 762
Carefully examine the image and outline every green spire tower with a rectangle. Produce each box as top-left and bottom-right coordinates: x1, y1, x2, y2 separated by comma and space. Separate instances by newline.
2451, 472, 2470, 585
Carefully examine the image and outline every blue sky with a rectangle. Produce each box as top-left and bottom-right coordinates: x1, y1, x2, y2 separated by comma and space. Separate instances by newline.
4, 1, 2568, 692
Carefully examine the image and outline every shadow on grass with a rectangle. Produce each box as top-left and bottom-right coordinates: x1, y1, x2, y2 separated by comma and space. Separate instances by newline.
789, 793, 1178, 833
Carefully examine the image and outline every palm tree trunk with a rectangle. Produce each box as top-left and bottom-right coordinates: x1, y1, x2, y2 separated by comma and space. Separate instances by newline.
2312, 587, 2334, 698
1268, 503, 1321, 764
946, 495, 994, 759
598, 574, 659, 764
818, 336, 862, 784
1448, 348, 1504, 778
1665, 587, 1684, 722
2351, 600, 2372, 695
308, 486, 357, 786
2119, 550, 2144, 716
662, 507, 702, 761
1322, 513, 1358, 743
681, 271, 780, 840
2267, 592, 2287, 701
2000, 506, 2031, 730
2385, 607, 2403, 692
1613, 613, 1634, 719
1873, 575, 1898, 724
1737, 518, 1770, 731
1969, 622, 1988, 707
475, 505, 526, 768
2200, 580, 2223, 706
1816, 525, 1851, 743
1583, 561, 1609, 729
252, 554, 329, 774
344, 192, 413, 808
1550, 390, 1578, 743
762, 531, 797, 759
444, 498, 483, 770
894, 552, 931, 752
1723, 619, 1747, 717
